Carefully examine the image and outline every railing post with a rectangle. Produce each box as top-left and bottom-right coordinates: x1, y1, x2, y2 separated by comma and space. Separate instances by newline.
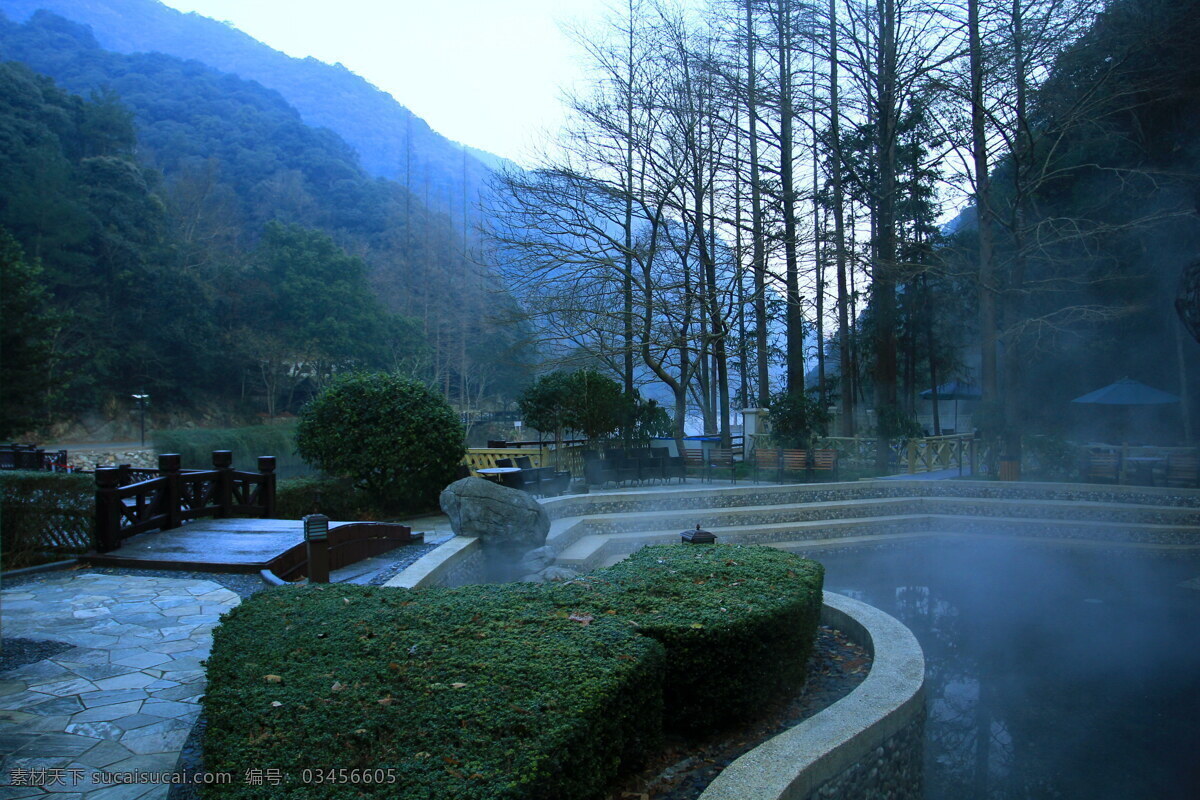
117, 463, 131, 486
258, 456, 277, 517
212, 450, 233, 517
94, 467, 123, 553
160, 454, 182, 530
907, 440, 917, 474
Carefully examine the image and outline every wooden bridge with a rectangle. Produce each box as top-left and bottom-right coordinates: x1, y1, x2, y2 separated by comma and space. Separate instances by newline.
86, 451, 420, 579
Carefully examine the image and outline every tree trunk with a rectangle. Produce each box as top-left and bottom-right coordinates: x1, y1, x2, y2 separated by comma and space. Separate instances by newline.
830, 0, 854, 436
778, 1, 805, 394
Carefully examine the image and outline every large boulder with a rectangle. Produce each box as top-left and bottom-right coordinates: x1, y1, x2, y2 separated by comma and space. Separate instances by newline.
439, 477, 550, 551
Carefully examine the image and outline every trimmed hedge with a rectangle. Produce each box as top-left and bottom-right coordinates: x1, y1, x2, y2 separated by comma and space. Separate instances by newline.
204, 583, 664, 800
0, 471, 93, 571
589, 544, 825, 731
274, 476, 377, 521
153, 424, 309, 479
202, 545, 824, 799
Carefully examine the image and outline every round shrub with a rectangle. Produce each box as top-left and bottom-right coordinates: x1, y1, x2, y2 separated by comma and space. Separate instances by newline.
296, 372, 465, 512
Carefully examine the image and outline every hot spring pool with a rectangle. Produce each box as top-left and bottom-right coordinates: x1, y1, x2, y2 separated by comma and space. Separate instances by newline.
811, 538, 1200, 800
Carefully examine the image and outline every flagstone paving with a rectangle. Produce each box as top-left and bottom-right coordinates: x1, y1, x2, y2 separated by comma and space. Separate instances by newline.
1, 574, 241, 799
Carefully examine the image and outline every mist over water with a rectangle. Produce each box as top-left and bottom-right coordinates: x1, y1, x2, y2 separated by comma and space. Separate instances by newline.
813, 538, 1200, 800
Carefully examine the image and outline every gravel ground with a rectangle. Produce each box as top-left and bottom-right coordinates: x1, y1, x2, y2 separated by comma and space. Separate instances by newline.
0, 637, 76, 673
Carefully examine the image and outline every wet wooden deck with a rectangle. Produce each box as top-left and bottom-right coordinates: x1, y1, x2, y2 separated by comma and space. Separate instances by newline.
84, 517, 352, 573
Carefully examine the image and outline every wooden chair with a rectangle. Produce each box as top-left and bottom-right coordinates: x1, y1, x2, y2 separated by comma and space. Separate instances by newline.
584, 456, 617, 488
1165, 454, 1199, 488
706, 448, 736, 483
808, 449, 839, 482
515, 456, 535, 470
1085, 452, 1120, 484
661, 449, 688, 483
780, 449, 809, 481
683, 447, 705, 478
637, 449, 667, 484
752, 447, 781, 483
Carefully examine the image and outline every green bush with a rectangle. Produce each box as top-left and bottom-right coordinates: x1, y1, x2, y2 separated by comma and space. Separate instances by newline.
296, 373, 465, 513
202, 545, 824, 798
153, 424, 307, 478
1023, 435, 1080, 481
589, 544, 825, 730
274, 476, 377, 521
768, 390, 832, 449
204, 583, 665, 800
0, 471, 94, 571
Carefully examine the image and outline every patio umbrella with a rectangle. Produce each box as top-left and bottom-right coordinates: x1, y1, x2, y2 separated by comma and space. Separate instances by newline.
1071, 378, 1180, 444
920, 381, 981, 433
1070, 378, 1179, 406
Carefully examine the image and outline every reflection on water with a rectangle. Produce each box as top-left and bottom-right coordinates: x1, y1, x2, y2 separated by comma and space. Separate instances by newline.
814, 539, 1200, 800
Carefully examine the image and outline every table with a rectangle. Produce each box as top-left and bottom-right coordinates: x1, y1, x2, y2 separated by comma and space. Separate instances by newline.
476, 467, 521, 482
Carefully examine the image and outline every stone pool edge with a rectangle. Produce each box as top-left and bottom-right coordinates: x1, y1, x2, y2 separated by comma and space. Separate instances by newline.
699, 590, 926, 800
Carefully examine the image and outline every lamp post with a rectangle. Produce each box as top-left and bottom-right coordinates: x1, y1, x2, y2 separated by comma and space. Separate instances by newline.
303, 513, 330, 583
131, 394, 149, 447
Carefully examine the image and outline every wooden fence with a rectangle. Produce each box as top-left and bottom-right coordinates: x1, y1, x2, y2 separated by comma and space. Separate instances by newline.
94, 450, 276, 553
1, 443, 68, 471
463, 445, 587, 478
817, 434, 977, 475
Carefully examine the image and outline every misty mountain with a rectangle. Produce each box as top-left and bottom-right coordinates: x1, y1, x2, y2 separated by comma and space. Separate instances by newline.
0, 0, 501, 228
0, 10, 535, 417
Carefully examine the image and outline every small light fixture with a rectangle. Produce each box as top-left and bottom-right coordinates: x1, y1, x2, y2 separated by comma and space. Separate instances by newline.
303, 514, 329, 542
681, 523, 716, 544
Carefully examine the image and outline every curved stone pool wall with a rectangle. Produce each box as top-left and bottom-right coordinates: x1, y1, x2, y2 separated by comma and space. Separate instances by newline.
700, 591, 926, 800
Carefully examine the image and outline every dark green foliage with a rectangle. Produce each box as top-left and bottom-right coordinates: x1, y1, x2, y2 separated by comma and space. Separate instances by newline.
0, 228, 65, 437
202, 545, 824, 798
768, 390, 832, 449
152, 424, 306, 479
620, 391, 673, 446
0, 11, 535, 420
0, 471, 93, 570
203, 583, 666, 800
273, 476, 374, 521
564, 369, 624, 441
519, 369, 628, 444
593, 545, 825, 731
1022, 435, 1080, 482
296, 373, 465, 512
517, 371, 574, 438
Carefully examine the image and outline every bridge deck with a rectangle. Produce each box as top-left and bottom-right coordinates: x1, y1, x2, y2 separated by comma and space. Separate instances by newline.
83, 517, 350, 573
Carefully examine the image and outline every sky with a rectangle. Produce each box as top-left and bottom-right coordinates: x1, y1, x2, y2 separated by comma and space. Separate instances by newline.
158, 0, 616, 165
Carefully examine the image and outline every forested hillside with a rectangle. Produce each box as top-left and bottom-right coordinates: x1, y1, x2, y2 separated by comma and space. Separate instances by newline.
0, 12, 531, 438
0, 0, 497, 228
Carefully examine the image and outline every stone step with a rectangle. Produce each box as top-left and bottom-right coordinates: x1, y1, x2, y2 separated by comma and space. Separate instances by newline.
544, 480, 1200, 522
554, 512, 1199, 571
547, 494, 1200, 556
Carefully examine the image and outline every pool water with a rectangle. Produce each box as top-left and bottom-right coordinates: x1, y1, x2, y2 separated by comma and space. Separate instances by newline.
812, 539, 1200, 800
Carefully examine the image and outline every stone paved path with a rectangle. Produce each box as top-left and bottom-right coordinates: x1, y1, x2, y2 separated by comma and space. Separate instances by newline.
1, 574, 241, 799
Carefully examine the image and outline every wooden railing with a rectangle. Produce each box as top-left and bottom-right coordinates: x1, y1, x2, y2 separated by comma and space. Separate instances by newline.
903, 434, 975, 474
266, 522, 420, 582
463, 445, 589, 478
1, 443, 68, 471
94, 450, 276, 553
817, 434, 976, 475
